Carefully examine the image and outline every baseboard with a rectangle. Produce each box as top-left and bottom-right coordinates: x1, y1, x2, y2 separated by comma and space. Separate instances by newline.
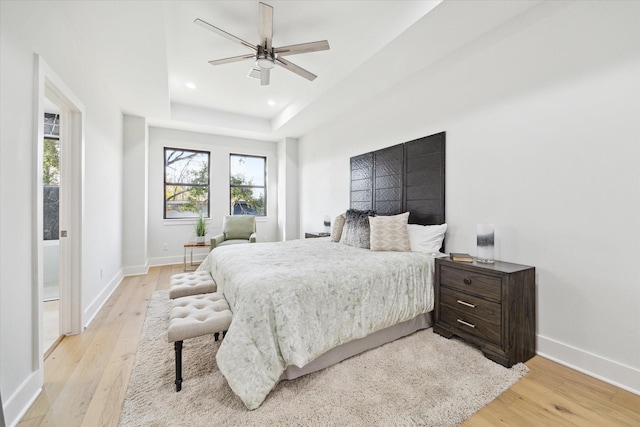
3, 371, 41, 427
148, 255, 183, 267
148, 253, 208, 268
83, 269, 124, 328
537, 334, 640, 396
122, 262, 149, 276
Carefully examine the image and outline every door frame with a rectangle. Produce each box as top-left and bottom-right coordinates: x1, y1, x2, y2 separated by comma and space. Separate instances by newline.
34, 55, 84, 373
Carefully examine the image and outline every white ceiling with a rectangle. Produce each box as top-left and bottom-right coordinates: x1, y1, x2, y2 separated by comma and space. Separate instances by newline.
55, 0, 543, 141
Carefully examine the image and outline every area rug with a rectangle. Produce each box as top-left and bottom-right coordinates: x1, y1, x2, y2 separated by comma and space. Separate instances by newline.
119, 290, 528, 426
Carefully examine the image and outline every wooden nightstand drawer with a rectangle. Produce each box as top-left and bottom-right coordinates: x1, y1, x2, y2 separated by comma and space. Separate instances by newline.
440, 264, 501, 302
440, 287, 501, 322
440, 306, 501, 344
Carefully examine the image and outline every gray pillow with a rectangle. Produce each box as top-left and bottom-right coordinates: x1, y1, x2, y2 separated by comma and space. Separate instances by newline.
340, 209, 375, 249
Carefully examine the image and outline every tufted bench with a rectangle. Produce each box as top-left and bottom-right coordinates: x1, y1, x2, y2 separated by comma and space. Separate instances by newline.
169, 270, 216, 299
168, 292, 232, 391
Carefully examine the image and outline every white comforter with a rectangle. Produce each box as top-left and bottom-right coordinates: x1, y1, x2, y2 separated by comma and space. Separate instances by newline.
198, 238, 436, 410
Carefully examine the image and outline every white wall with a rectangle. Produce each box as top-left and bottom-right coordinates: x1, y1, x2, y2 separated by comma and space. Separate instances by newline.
147, 127, 279, 265
299, 1, 640, 393
0, 2, 126, 424
122, 115, 149, 275
277, 138, 300, 241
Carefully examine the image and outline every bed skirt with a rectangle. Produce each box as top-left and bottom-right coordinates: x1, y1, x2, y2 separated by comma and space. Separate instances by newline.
280, 312, 433, 380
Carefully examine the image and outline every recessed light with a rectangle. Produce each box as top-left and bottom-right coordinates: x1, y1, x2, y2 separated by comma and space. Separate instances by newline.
185, 82, 197, 89
267, 100, 276, 106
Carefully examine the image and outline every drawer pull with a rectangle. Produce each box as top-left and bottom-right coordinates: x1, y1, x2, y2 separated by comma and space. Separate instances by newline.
457, 319, 476, 328
457, 300, 476, 308
463, 278, 472, 285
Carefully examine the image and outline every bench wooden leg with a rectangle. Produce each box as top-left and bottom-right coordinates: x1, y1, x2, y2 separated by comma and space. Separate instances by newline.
174, 340, 183, 392
214, 330, 228, 342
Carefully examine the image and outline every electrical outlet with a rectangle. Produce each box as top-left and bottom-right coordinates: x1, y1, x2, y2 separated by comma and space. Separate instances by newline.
163, 243, 168, 251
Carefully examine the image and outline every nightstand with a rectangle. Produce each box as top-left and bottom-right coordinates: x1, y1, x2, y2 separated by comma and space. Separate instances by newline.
433, 257, 536, 367
304, 232, 330, 238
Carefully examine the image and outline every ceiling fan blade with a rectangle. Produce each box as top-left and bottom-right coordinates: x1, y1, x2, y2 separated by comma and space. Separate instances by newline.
194, 18, 256, 51
259, 2, 273, 50
275, 57, 317, 81
274, 40, 330, 57
208, 53, 256, 66
260, 68, 270, 86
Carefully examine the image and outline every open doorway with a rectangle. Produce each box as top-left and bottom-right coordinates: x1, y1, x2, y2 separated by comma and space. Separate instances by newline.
42, 102, 63, 356
35, 56, 84, 379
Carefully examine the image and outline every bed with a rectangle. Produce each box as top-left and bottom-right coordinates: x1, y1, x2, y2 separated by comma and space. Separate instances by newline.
199, 132, 446, 410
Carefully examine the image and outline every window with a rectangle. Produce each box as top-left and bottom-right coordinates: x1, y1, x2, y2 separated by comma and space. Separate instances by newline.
44, 112, 60, 136
164, 147, 210, 219
43, 113, 60, 240
229, 154, 266, 216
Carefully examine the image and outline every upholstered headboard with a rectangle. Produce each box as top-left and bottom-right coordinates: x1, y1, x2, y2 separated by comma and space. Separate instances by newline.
350, 131, 445, 226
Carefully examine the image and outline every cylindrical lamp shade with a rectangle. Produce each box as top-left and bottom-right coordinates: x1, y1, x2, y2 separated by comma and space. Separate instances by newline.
324, 215, 331, 233
477, 223, 495, 263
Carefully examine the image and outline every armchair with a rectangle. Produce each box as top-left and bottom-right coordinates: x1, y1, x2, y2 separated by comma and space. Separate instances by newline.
210, 215, 257, 250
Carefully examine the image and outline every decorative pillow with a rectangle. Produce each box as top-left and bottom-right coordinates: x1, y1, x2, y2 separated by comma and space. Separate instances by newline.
330, 213, 346, 242
407, 223, 447, 253
340, 209, 376, 249
369, 212, 410, 252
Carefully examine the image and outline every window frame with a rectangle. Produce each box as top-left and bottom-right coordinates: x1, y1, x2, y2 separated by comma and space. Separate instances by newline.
163, 147, 211, 220
229, 153, 267, 217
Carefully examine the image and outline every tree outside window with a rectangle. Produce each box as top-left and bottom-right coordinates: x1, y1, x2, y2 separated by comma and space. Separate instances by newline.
43, 137, 60, 186
164, 148, 210, 219
43, 112, 60, 240
230, 154, 266, 216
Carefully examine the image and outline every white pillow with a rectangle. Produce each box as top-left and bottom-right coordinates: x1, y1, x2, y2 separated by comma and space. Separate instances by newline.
407, 223, 447, 253
369, 212, 410, 252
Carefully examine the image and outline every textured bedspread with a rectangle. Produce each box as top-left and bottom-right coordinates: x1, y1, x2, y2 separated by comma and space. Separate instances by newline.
198, 238, 436, 409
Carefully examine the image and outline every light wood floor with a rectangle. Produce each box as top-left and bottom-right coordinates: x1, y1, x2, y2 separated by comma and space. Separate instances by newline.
18, 265, 640, 426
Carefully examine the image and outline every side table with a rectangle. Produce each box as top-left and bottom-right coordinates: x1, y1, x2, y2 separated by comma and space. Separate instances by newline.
305, 232, 330, 238
433, 257, 536, 367
183, 241, 210, 271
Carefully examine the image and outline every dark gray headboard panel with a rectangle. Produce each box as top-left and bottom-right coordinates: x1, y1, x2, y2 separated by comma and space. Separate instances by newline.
373, 144, 404, 216
349, 132, 445, 225
350, 152, 374, 212
405, 133, 445, 225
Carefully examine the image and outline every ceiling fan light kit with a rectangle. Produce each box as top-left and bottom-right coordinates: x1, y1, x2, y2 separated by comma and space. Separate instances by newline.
256, 58, 274, 69
255, 46, 275, 70
196, 2, 330, 86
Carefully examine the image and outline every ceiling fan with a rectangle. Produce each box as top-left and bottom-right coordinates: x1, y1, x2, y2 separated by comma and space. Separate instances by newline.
195, 2, 330, 86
